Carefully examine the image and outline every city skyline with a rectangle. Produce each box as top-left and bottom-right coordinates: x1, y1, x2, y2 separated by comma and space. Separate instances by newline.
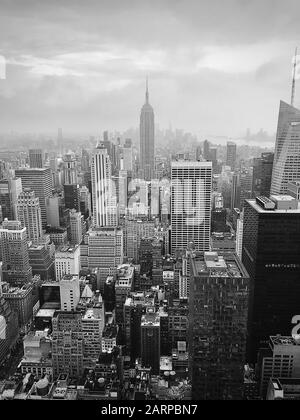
1, 0, 300, 403
0, 0, 300, 138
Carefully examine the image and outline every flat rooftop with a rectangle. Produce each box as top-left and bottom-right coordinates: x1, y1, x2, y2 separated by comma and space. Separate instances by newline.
191, 251, 246, 278
247, 199, 300, 214
35, 308, 56, 318
171, 160, 212, 168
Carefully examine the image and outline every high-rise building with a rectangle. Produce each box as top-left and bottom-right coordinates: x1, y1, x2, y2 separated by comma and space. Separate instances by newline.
52, 311, 84, 378
231, 173, 241, 210
236, 211, 244, 259
79, 186, 91, 219
124, 219, 155, 262
252, 153, 274, 198
171, 160, 212, 253
0, 177, 22, 220
91, 144, 117, 227
1, 282, 34, 333
226, 141, 237, 170
60, 274, 80, 312
140, 79, 155, 181
28, 240, 55, 281
46, 193, 65, 227
55, 244, 80, 281
0, 291, 19, 365
63, 184, 80, 211
189, 251, 249, 400
82, 295, 105, 367
124, 291, 155, 361
0, 219, 32, 286
287, 180, 300, 200
242, 195, 300, 362
115, 264, 134, 329
69, 209, 83, 245
203, 140, 210, 161
80, 226, 123, 291
122, 143, 133, 172
63, 154, 77, 185
141, 307, 160, 374
270, 101, 300, 194
16, 189, 43, 244
29, 149, 43, 168
257, 335, 300, 399
15, 168, 53, 228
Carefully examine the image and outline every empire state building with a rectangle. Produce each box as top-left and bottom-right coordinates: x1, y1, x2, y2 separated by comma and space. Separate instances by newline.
140, 79, 155, 180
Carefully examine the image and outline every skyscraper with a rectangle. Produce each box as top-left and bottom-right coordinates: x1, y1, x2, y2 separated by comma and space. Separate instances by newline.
0, 292, 19, 365
252, 152, 274, 198
69, 209, 83, 245
91, 144, 117, 227
171, 160, 212, 253
0, 219, 32, 285
63, 154, 77, 185
242, 195, 300, 362
203, 140, 210, 161
270, 101, 300, 194
60, 274, 80, 312
16, 189, 43, 244
141, 307, 160, 374
140, 79, 155, 181
15, 167, 53, 228
80, 226, 123, 291
189, 250, 249, 400
52, 311, 84, 378
226, 141, 237, 170
29, 149, 43, 169
0, 177, 22, 220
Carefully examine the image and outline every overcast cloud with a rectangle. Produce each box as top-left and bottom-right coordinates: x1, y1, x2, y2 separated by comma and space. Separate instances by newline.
0, 0, 300, 137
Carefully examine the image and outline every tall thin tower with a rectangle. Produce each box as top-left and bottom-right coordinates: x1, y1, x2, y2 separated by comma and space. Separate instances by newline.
140, 78, 155, 181
91, 143, 117, 227
270, 50, 300, 195
291, 47, 298, 106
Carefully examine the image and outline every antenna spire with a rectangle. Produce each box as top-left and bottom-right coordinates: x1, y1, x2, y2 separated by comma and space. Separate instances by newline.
291, 47, 298, 106
146, 76, 149, 104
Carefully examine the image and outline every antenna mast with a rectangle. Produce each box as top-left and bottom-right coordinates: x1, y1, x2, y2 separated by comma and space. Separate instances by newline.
291, 47, 298, 106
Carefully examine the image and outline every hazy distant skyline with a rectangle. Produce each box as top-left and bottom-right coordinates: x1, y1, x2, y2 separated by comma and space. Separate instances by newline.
0, 0, 300, 138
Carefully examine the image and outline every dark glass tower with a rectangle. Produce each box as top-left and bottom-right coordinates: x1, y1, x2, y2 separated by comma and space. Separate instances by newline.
189, 251, 249, 400
242, 195, 300, 363
252, 152, 274, 198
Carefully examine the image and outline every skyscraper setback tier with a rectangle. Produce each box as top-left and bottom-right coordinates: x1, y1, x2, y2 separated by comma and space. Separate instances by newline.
171, 160, 212, 253
242, 196, 300, 363
140, 80, 155, 181
270, 101, 300, 195
189, 251, 249, 400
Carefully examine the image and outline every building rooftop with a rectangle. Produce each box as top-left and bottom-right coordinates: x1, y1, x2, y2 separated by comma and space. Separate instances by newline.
248, 197, 300, 213
270, 335, 300, 348
141, 308, 160, 327
35, 308, 56, 318
191, 251, 247, 279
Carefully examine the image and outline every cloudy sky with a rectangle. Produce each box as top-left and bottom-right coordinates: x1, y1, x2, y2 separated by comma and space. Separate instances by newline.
0, 0, 300, 138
